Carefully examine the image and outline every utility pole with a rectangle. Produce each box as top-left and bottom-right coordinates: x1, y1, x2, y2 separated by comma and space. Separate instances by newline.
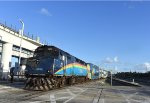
111, 70, 112, 86
18, 19, 24, 66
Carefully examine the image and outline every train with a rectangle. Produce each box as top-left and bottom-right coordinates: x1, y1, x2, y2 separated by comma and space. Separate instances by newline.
24, 45, 108, 90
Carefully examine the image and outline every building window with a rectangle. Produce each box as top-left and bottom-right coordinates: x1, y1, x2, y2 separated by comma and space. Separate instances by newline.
12, 45, 33, 56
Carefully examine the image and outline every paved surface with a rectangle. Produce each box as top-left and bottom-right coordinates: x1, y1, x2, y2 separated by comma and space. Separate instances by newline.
0, 80, 149, 103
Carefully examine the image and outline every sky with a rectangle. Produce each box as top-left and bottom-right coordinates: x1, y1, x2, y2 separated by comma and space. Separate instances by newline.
0, 1, 150, 72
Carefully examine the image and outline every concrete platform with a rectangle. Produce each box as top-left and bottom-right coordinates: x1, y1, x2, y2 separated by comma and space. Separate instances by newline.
0, 80, 149, 103
112, 78, 142, 87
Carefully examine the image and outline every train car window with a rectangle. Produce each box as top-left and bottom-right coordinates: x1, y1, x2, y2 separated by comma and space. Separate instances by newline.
34, 51, 44, 57
71, 56, 76, 63
48, 48, 52, 50
38, 48, 44, 51
54, 59, 62, 68
67, 55, 72, 63
67, 56, 71, 60
60, 52, 63, 56
34, 47, 59, 59
34, 47, 46, 57
59, 52, 63, 60
48, 49, 59, 58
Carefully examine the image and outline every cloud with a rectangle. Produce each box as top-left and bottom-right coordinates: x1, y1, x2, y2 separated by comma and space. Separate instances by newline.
114, 56, 118, 63
143, 62, 150, 71
134, 62, 150, 73
101, 56, 150, 73
105, 57, 113, 63
103, 56, 119, 64
39, 8, 52, 16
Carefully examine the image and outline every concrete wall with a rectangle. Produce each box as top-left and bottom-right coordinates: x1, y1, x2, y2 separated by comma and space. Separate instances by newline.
0, 26, 41, 51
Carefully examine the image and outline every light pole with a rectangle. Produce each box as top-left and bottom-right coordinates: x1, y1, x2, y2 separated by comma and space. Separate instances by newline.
18, 19, 24, 66
111, 70, 112, 86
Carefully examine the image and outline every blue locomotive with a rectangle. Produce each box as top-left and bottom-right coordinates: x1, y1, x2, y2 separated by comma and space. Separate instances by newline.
25, 45, 102, 90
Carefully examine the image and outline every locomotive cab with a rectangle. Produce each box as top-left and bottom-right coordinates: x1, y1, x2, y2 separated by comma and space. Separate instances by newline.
25, 45, 62, 77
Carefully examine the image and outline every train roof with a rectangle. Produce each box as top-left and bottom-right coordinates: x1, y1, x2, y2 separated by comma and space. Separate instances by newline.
37, 45, 87, 64
87, 63, 99, 68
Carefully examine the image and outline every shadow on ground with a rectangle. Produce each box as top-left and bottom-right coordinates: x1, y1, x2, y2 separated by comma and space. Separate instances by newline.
0, 78, 25, 89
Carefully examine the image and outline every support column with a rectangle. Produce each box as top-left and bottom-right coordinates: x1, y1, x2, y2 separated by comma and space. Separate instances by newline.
1, 43, 12, 80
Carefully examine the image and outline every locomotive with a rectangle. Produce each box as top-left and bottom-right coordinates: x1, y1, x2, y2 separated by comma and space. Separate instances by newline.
24, 45, 105, 90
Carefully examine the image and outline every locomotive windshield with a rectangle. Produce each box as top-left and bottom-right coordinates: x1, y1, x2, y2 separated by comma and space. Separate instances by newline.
33, 46, 59, 59
26, 57, 53, 69
26, 58, 39, 68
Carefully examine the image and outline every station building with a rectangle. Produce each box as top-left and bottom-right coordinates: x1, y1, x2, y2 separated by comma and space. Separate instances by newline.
0, 23, 42, 79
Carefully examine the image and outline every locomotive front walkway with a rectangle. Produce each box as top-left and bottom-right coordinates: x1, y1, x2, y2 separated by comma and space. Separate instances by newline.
0, 80, 149, 103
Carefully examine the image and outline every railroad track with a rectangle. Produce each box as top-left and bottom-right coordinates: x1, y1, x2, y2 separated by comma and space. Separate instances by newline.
74, 80, 105, 89
19, 80, 105, 102
92, 81, 104, 103
0, 84, 48, 103
0, 79, 105, 103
